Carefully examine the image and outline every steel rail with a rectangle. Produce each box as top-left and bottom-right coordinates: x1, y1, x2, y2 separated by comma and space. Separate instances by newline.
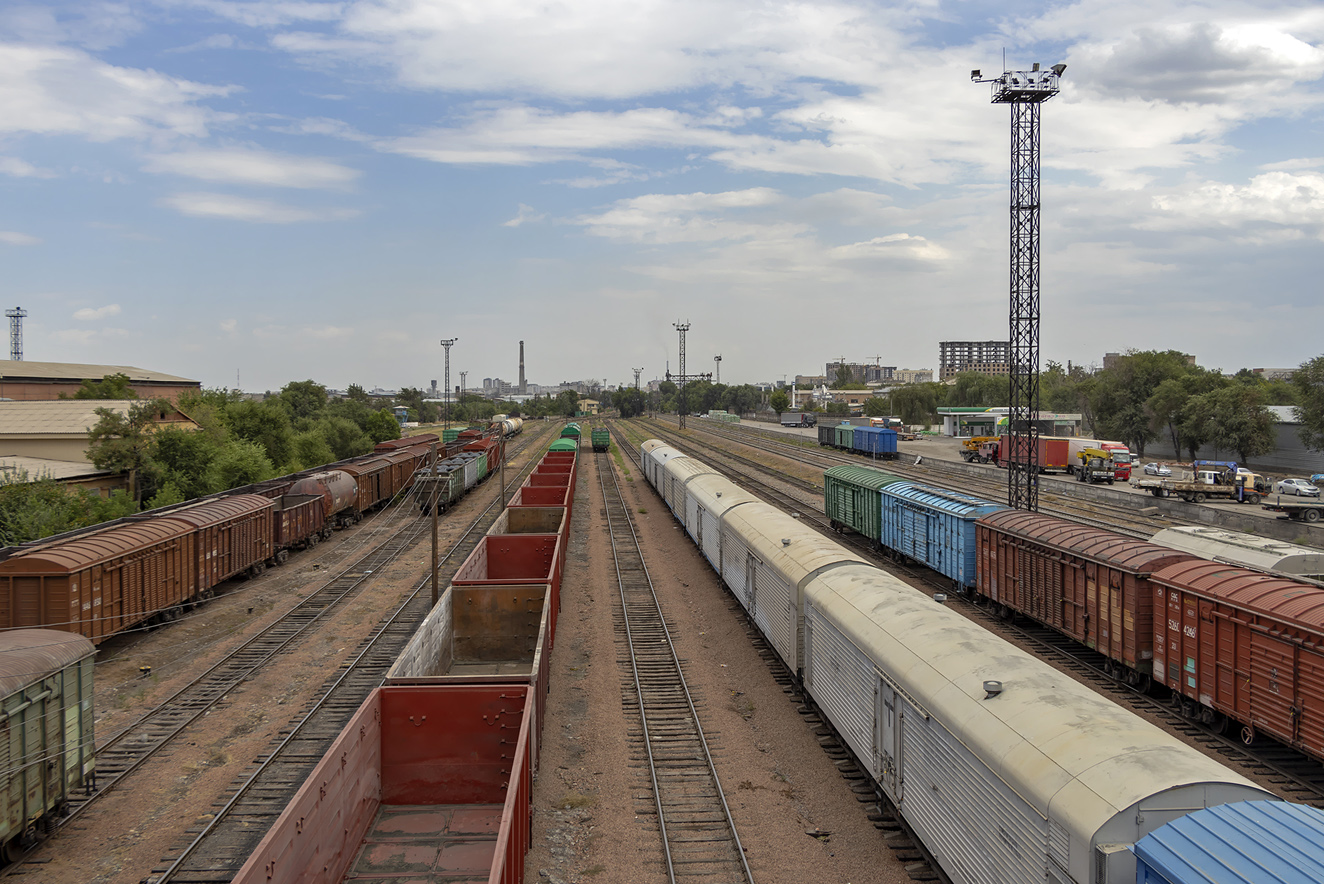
597, 436, 755, 884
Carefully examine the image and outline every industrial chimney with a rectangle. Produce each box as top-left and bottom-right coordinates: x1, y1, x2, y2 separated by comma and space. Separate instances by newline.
519, 340, 526, 394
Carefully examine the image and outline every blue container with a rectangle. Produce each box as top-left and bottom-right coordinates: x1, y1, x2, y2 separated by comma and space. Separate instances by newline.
1135, 800, 1324, 884
880, 482, 1005, 589
852, 426, 898, 458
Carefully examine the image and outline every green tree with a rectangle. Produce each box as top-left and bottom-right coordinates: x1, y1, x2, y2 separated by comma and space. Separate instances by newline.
151, 426, 222, 499
892, 384, 939, 428
769, 389, 790, 416
1293, 356, 1324, 451
365, 410, 402, 444
830, 364, 852, 389
64, 372, 138, 400
207, 438, 276, 488
613, 387, 647, 418
280, 379, 328, 420
947, 372, 1005, 407
225, 400, 295, 470
317, 416, 373, 460
1087, 350, 1194, 457
86, 399, 174, 503
346, 383, 371, 405
863, 397, 889, 417
291, 429, 337, 469
0, 474, 134, 544
554, 390, 580, 417
1147, 369, 1226, 458
1188, 385, 1277, 464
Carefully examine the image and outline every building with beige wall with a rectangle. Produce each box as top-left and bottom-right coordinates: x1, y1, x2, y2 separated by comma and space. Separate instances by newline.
0, 400, 199, 464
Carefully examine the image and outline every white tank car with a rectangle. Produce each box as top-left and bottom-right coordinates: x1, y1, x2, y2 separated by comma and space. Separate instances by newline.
679, 474, 759, 570
801, 563, 1273, 884
636, 440, 1278, 884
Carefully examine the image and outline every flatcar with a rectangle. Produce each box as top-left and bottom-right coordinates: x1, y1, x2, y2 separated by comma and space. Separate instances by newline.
640, 439, 1278, 884
0, 629, 95, 859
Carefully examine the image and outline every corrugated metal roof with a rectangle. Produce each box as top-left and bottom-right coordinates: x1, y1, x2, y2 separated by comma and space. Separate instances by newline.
0, 399, 135, 435
980, 509, 1194, 572
0, 519, 190, 574
1152, 559, 1324, 628
0, 359, 197, 384
0, 629, 95, 698
0, 455, 114, 481
159, 494, 273, 529
886, 481, 1005, 517
1135, 800, 1324, 883
824, 464, 905, 491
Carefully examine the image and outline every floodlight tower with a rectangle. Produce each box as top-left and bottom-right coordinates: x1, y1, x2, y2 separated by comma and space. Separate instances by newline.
972, 62, 1066, 512
459, 371, 467, 399
440, 337, 458, 429
714, 354, 721, 384
6, 307, 26, 361
665, 321, 711, 429
632, 368, 643, 390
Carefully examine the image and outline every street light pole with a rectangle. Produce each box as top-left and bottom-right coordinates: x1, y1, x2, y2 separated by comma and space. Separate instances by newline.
440, 337, 458, 430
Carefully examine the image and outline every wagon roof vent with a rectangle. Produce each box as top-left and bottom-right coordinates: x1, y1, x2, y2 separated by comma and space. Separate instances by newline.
983, 680, 1003, 699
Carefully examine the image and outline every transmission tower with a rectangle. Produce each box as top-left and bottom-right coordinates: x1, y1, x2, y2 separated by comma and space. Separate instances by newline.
973, 62, 1065, 512
632, 368, 643, 390
6, 307, 26, 361
665, 321, 710, 429
440, 338, 458, 429
714, 354, 721, 384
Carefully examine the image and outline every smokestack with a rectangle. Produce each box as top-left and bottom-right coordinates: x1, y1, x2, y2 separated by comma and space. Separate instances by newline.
519, 340, 526, 394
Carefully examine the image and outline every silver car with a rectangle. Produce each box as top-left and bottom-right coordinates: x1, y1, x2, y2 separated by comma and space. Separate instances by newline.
1143, 462, 1172, 477
1275, 478, 1321, 497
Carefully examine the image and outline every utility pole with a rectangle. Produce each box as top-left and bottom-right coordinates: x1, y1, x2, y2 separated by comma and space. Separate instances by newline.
430, 442, 439, 606
6, 307, 26, 361
440, 338, 458, 430
973, 61, 1065, 512
665, 321, 711, 429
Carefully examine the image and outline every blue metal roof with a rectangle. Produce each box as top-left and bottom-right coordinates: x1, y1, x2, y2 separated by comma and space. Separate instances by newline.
885, 482, 1004, 518
1135, 801, 1324, 884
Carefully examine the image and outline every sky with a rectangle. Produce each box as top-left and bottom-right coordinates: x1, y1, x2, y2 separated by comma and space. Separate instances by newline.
2, 1, 1322, 394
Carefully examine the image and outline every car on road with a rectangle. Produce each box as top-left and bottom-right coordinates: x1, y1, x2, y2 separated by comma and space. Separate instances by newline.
1143, 462, 1172, 477
1275, 478, 1321, 497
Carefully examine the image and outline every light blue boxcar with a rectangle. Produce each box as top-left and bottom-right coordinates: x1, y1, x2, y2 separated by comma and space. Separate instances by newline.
851, 426, 897, 458
1134, 800, 1322, 884
880, 482, 1005, 589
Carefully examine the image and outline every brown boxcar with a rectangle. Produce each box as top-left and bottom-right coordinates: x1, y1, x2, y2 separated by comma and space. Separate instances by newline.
373, 433, 438, 454
381, 449, 423, 499
463, 438, 503, 474
0, 520, 195, 643
159, 495, 274, 590
287, 470, 357, 522
975, 509, 1195, 684
273, 494, 326, 554
337, 458, 391, 512
1152, 559, 1324, 758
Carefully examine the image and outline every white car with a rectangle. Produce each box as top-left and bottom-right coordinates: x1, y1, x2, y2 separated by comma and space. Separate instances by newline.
1143, 462, 1172, 477
1275, 478, 1321, 497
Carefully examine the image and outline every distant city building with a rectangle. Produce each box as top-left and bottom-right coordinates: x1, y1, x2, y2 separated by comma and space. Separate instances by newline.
893, 369, 934, 384
1102, 351, 1196, 371
1253, 368, 1296, 382
938, 342, 1011, 380
825, 362, 897, 384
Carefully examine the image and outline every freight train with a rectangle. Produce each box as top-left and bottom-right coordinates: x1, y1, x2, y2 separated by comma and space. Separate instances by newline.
641, 439, 1324, 884
0, 429, 509, 645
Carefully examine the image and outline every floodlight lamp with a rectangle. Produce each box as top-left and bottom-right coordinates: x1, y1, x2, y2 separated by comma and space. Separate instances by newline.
970, 69, 981, 80
1051, 63, 1067, 76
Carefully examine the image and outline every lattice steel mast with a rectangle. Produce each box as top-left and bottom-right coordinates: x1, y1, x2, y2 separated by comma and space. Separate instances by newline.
666, 321, 711, 429
632, 368, 643, 390
440, 337, 457, 429
6, 307, 26, 361
973, 62, 1065, 511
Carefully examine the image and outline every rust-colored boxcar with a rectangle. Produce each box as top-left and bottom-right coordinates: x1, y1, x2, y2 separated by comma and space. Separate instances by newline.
337, 458, 391, 512
272, 494, 326, 553
0, 521, 195, 643
372, 432, 438, 454
526, 470, 570, 488
1151, 559, 1324, 760
976, 510, 1194, 682
464, 438, 503, 474
160, 495, 274, 591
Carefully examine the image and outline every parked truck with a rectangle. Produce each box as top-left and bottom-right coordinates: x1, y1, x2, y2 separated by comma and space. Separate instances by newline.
1075, 448, 1116, 484
997, 434, 1071, 474
960, 436, 1000, 463
1047, 436, 1133, 481
780, 411, 816, 428
1137, 460, 1269, 504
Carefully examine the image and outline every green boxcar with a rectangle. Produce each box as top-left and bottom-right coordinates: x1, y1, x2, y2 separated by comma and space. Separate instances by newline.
834, 424, 855, 449
442, 428, 461, 443
417, 464, 465, 514
560, 423, 581, 439
548, 438, 578, 453
591, 429, 610, 452
475, 452, 488, 480
824, 465, 905, 541
0, 630, 95, 855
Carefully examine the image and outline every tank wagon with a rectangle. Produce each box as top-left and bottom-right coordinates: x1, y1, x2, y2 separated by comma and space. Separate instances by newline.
639, 439, 1279, 884
0, 630, 95, 859
231, 444, 573, 884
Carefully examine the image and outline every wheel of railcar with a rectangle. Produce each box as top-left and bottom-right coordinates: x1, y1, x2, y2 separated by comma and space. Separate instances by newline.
1241, 724, 1258, 745
275, 550, 289, 565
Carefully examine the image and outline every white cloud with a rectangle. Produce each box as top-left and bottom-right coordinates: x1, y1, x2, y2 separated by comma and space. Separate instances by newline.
159, 192, 360, 223
0, 156, 55, 178
502, 204, 546, 228
73, 304, 122, 320
0, 44, 233, 143
575, 188, 794, 244
166, 0, 348, 28
1149, 171, 1324, 233
0, 231, 41, 245
828, 233, 949, 263
220, 319, 237, 332
165, 34, 238, 53
144, 147, 360, 188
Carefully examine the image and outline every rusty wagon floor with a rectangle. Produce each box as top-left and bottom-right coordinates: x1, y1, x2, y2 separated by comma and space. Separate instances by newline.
346, 803, 504, 883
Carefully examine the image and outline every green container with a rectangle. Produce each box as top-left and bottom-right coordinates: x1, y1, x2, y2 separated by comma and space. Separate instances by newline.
476, 452, 488, 480
824, 465, 904, 541
548, 438, 578, 453
834, 424, 855, 449
442, 428, 461, 442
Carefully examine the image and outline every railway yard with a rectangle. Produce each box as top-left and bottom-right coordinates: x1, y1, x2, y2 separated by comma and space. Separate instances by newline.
4, 417, 1324, 883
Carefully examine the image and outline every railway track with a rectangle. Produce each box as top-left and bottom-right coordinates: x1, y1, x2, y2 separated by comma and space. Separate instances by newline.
624, 420, 1324, 808
596, 442, 754, 884
145, 430, 555, 883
